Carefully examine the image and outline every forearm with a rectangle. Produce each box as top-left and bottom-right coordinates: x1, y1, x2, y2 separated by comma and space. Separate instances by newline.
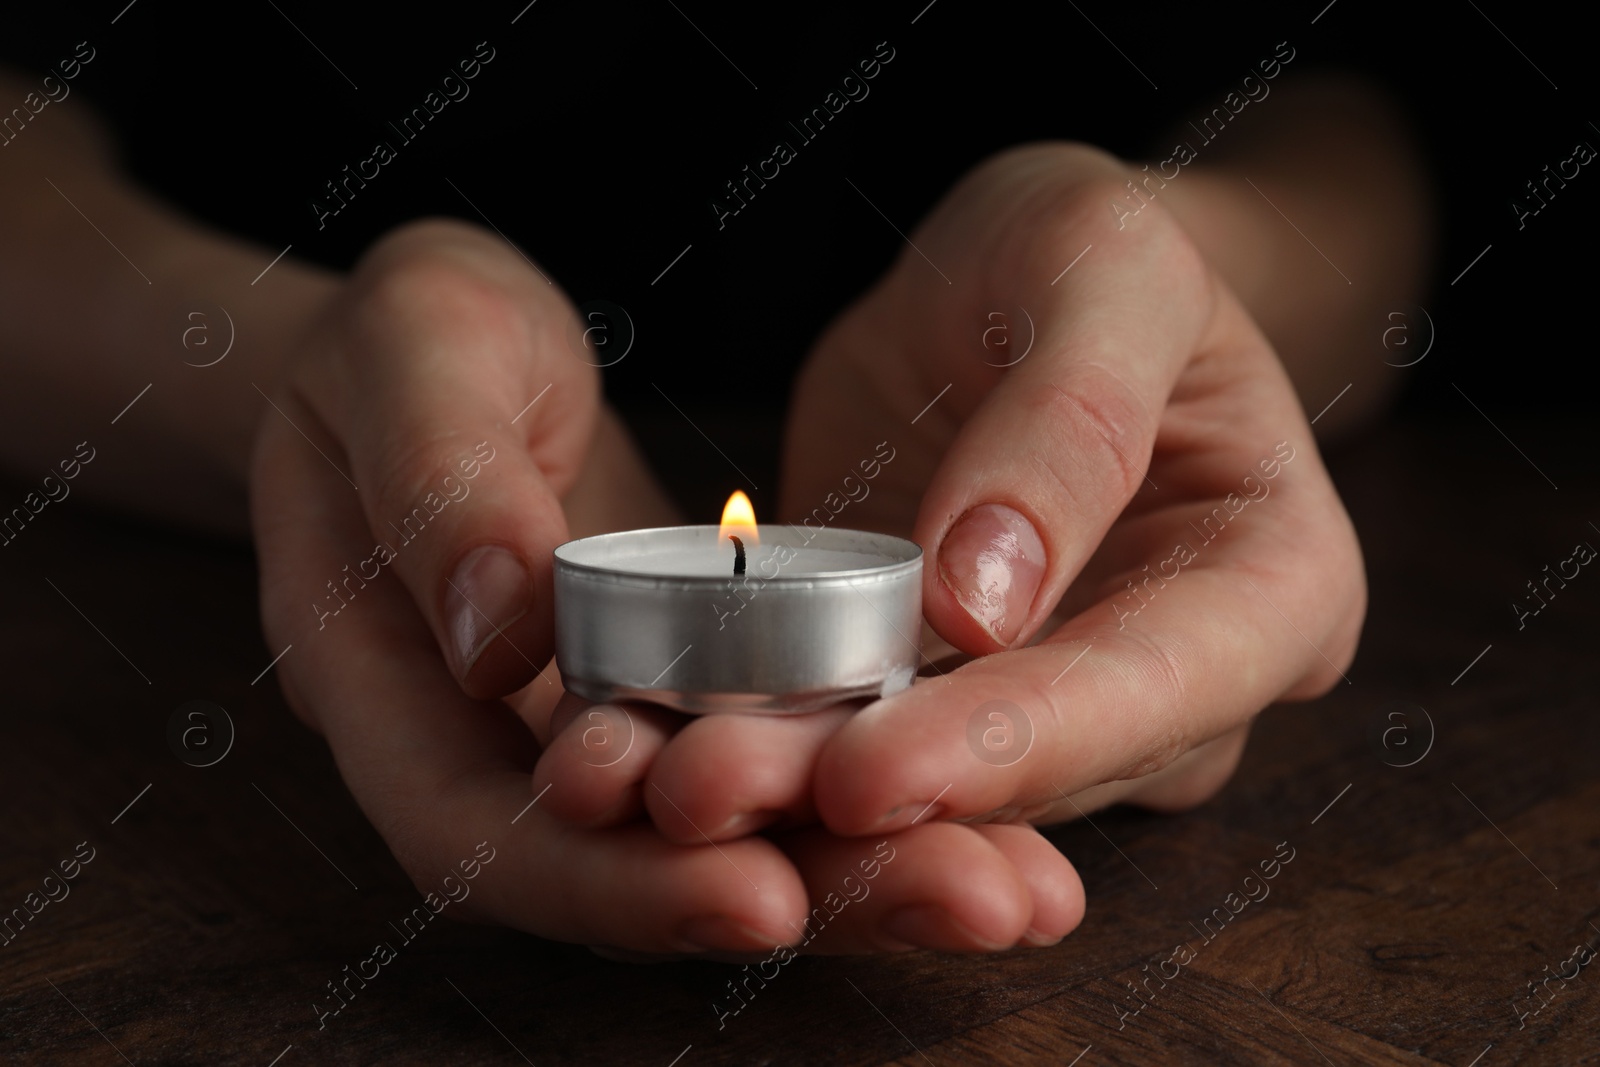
0, 69, 337, 534
1153, 74, 1433, 436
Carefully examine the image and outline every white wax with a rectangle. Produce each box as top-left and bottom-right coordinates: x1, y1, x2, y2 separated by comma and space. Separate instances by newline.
615, 544, 890, 578
554, 524, 920, 582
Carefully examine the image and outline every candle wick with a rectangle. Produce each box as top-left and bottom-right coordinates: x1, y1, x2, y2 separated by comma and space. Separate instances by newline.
730, 535, 746, 577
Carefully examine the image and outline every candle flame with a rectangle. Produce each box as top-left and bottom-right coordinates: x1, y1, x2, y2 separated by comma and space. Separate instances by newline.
718, 490, 759, 547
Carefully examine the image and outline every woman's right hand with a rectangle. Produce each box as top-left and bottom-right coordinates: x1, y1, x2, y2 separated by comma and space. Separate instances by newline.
250, 220, 1082, 955
248, 219, 799, 952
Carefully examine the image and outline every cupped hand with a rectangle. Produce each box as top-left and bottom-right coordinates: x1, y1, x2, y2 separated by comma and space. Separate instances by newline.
798, 143, 1365, 835
534, 143, 1365, 921
248, 219, 795, 954
250, 220, 1082, 955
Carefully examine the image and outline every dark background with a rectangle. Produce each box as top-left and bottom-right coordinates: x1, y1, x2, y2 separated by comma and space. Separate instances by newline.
7, 0, 1592, 515
5, 7, 1598, 1064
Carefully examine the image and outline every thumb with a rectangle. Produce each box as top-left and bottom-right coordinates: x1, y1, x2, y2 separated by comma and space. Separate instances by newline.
914, 201, 1211, 654
298, 220, 599, 698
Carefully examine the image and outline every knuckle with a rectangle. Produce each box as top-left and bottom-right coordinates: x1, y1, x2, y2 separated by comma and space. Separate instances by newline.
1050, 170, 1213, 304
361, 217, 506, 275
352, 248, 527, 352
975, 141, 1123, 183
1025, 624, 1193, 787
1036, 367, 1153, 504
957, 143, 1214, 297
1288, 596, 1363, 700
1134, 728, 1249, 813
1282, 505, 1367, 700
385, 768, 483, 889
964, 143, 1123, 222
332, 227, 598, 406
367, 431, 483, 530
1334, 522, 1369, 664
988, 167, 1128, 279
343, 221, 566, 369
941, 144, 1129, 279
1097, 627, 1195, 779
1063, 170, 1151, 228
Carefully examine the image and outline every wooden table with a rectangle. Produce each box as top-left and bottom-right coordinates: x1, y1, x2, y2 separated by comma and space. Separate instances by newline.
2, 416, 1595, 1066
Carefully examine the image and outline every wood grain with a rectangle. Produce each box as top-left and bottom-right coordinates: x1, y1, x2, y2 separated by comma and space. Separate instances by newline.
1, 417, 1595, 1066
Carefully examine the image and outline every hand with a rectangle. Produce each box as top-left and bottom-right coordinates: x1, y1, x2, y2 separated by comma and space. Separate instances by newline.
532, 143, 1365, 953
534, 696, 1084, 954
249, 220, 795, 954
249, 220, 1084, 956
790, 143, 1364, 831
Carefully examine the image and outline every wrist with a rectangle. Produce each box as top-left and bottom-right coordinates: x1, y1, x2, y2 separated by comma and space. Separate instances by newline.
0, 136, 342, 534
192, 253, 342, 488
105, 203, 343, 533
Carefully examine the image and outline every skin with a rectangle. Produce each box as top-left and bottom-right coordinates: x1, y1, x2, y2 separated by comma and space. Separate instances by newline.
536, 78, 1431, 947
0, 69, 1427, 956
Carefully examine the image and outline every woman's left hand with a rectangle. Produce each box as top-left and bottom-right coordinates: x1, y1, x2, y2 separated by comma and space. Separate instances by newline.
532, 143, 1366, 951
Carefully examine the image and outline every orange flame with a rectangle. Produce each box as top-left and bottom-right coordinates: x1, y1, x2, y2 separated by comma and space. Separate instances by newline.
718, 490, 759, 546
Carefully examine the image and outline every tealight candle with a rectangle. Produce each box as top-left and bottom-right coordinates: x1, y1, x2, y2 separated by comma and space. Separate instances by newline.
553, 492, 922, 714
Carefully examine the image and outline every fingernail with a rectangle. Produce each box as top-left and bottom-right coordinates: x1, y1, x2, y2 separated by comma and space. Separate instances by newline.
880, 905, 1008, 953
676, 915, 782, 954
869, 802, 944, 834
1021, 926, 1063, 948
708, 809, 784, 840
444, 545, 532, 678
938, 503, 1046, 646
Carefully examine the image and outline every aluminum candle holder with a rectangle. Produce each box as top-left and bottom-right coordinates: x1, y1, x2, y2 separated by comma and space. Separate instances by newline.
552, 524, 923, 714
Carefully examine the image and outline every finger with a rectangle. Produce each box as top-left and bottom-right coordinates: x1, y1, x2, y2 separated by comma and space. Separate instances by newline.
251, 412, 812, 955
1033, 724, 1252, 826
969, 822, 1086, 947
499, 407, 684, 746
531, 698, 681, 828
912, 152, 1216, 654
815, 382, 1361, 831
298, 220, 599, 699
643, 706, 856, 844
769, 821, 1070, 954
1103, 723, 1251, 815
588, 822, 1083, 963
